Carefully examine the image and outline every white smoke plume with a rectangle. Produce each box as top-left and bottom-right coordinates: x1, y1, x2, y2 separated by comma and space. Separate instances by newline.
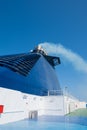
39, 42, 87, 73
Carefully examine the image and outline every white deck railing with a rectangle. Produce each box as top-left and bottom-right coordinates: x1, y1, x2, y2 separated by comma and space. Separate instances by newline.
48, 90, 63, 96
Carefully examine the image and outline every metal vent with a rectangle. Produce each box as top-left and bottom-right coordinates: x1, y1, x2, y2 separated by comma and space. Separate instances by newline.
0, 53, 40, 76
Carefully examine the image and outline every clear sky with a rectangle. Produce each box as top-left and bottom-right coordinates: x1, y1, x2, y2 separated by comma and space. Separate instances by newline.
0, 0, 87, 101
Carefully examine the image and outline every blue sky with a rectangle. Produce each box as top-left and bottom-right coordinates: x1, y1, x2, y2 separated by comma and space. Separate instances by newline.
0, 0, 87, 101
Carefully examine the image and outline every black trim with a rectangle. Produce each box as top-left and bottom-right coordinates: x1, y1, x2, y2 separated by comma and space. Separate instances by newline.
44, 55, 61, 67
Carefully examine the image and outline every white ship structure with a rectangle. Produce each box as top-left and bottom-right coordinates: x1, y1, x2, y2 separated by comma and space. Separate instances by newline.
0, 45, 86, 124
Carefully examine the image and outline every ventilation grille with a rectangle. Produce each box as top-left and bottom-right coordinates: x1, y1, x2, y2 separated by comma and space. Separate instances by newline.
0, 53, 40, 76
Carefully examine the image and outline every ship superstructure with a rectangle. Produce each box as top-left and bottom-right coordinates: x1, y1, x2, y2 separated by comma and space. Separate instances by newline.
0, 45, 86, 124
0, 45, 61, 95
